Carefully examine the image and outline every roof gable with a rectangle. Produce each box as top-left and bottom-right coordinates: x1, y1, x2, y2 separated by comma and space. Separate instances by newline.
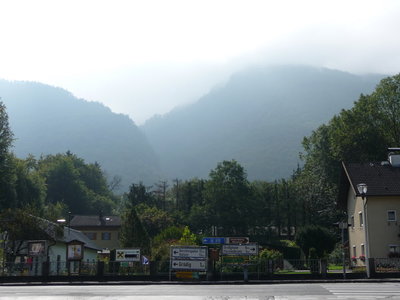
342, 161, 400, 197
70, 215, 121, 227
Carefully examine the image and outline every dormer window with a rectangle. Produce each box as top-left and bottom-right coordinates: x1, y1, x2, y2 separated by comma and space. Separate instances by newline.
388, 210, 396, 222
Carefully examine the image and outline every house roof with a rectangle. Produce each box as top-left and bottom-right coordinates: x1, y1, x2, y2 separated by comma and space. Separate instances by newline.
60, 227, 101, 251
28, 215, 101, 251
70, 215, 121, 228
343, 161, 400, 196
338, 161, 400, 209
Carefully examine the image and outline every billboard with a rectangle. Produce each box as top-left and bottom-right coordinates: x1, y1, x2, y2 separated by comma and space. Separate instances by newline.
28, 241, 46, 256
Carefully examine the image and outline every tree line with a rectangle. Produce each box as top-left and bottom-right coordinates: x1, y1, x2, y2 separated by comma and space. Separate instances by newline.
1, 73, 400, 260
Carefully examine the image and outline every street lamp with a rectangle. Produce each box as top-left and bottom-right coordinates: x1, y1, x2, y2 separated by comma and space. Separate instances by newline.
357, 183, 368, 197
356, 183, 370, 277
56, 212, 71, 236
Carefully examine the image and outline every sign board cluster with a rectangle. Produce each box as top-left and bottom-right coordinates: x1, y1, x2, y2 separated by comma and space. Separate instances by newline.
170, 246, 208, 271
201, 236, 258, 266
202, 237, 250, 245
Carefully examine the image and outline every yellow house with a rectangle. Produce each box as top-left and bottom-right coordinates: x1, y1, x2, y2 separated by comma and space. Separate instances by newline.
339, 150, 400, 270
70, 214, 121, 250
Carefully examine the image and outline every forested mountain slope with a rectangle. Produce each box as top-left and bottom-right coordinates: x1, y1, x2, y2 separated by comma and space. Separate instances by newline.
0, 80, 160, 191
142, 66, 384, 181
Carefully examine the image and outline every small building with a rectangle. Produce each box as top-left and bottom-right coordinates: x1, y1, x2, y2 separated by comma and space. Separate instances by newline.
7, 218, 101, 276
339, 150, 400, 267
70, 214, 121, 250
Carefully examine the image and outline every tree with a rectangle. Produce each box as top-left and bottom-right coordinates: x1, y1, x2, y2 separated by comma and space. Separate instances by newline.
126, 182, 153, 206
38, 153, 116, 214
295, 225, 336, 259
0, 101, 16, 209
296, 74, 400, 226
203, 160, 253, 235
177, 226, 198, 246
119, 206, 151, 254
0, 101, 13, 160
135, 203, 173, 238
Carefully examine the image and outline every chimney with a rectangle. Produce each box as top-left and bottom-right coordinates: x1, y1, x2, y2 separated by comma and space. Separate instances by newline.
99, 211, 105, 226
388, 148, 400, 167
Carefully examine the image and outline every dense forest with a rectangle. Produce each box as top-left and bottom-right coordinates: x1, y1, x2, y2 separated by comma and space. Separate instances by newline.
1, 71, 399, 260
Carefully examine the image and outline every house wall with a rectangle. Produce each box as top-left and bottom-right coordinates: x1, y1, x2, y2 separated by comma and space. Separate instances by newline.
75, 227, 120, 250
367, 196, 400, 258
48, 242, 98, 261
347, 188, 366, 265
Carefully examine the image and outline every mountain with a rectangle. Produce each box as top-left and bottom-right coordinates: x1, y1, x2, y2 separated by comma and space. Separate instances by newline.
0, 80, 160, 191
142, 65, 384, 181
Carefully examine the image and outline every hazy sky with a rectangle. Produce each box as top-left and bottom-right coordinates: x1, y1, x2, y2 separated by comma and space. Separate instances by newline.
1, 0, 400, 124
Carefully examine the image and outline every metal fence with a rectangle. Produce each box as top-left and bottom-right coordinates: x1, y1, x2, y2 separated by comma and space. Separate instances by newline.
374, 258, 400, 273
1, 258, 399, 279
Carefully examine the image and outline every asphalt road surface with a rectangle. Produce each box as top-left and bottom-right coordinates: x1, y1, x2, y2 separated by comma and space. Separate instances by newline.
0, 282, 400, 299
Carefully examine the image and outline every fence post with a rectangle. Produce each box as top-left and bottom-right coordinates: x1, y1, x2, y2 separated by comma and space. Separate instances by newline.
319, 259, 327, 278
96, 261, 104, 277
367, 258, 375, 278
42, 261, 49, 277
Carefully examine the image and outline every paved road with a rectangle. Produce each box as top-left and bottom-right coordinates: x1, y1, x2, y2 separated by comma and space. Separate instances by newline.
0, 282, 400, 299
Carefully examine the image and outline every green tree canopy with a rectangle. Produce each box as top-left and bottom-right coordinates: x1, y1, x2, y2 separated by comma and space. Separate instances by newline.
0, 101, 16, 209
295, 225, 336, 259
203, 160, 253, 235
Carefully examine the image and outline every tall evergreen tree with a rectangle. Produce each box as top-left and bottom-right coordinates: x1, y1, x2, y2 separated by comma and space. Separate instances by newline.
0, 101, 16, 209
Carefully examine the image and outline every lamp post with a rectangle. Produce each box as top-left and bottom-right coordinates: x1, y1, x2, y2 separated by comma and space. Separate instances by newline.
357, 183, 370, 278
338, 220, 349, 279
57, 212, 72, 236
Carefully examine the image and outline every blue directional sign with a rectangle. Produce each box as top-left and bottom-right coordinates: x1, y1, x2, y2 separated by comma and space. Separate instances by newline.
202, 237, 226, 244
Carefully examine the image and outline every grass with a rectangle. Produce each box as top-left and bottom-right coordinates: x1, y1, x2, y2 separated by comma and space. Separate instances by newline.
328, 264, 344, 270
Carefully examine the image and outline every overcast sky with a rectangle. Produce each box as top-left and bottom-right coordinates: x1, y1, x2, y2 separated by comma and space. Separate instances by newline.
1, 0, 400, 124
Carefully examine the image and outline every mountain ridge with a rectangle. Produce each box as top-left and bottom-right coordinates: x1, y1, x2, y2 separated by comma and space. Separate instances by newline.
0, 79, 160, 191
142, 65, 384, 181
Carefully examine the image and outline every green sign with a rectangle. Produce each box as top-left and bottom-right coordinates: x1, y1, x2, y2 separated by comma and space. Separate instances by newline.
223, 256, 248, 264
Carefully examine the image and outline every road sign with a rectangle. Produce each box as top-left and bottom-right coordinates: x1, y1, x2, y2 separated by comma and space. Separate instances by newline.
202, 237, 226, 244
222, 244, 258, 256
171, 246, 207, 259
222, 256, 248, 264
171, 259, 207, 271
226, 237, 249, 244
115, 249, 141, 262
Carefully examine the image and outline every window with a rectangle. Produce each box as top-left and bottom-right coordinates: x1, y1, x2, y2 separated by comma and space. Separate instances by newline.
350, 215, 354, 228
388, 210, 397, 222
84, 232, 97, 240
353, 245, 357, 257
389, 245, 399, 253
102, 232, 111, 240
359, 211, 363, 227
361, 244, 365, 256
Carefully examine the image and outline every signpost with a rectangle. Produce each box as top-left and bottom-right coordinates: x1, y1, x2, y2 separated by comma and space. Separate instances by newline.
202, 237, 226, 244
222, 256, 248, 264
222, 244, 258, 256
226, 237, 249, 244
171, 259, 207, 271
115, 249, 141, 262
170, 246, 208, 279
171, 247, 207, 259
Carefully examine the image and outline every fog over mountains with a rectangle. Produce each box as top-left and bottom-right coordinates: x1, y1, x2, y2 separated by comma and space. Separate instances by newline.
142, 66, 383, 181
0, 80, 160, 191
1, 66, 384, 190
